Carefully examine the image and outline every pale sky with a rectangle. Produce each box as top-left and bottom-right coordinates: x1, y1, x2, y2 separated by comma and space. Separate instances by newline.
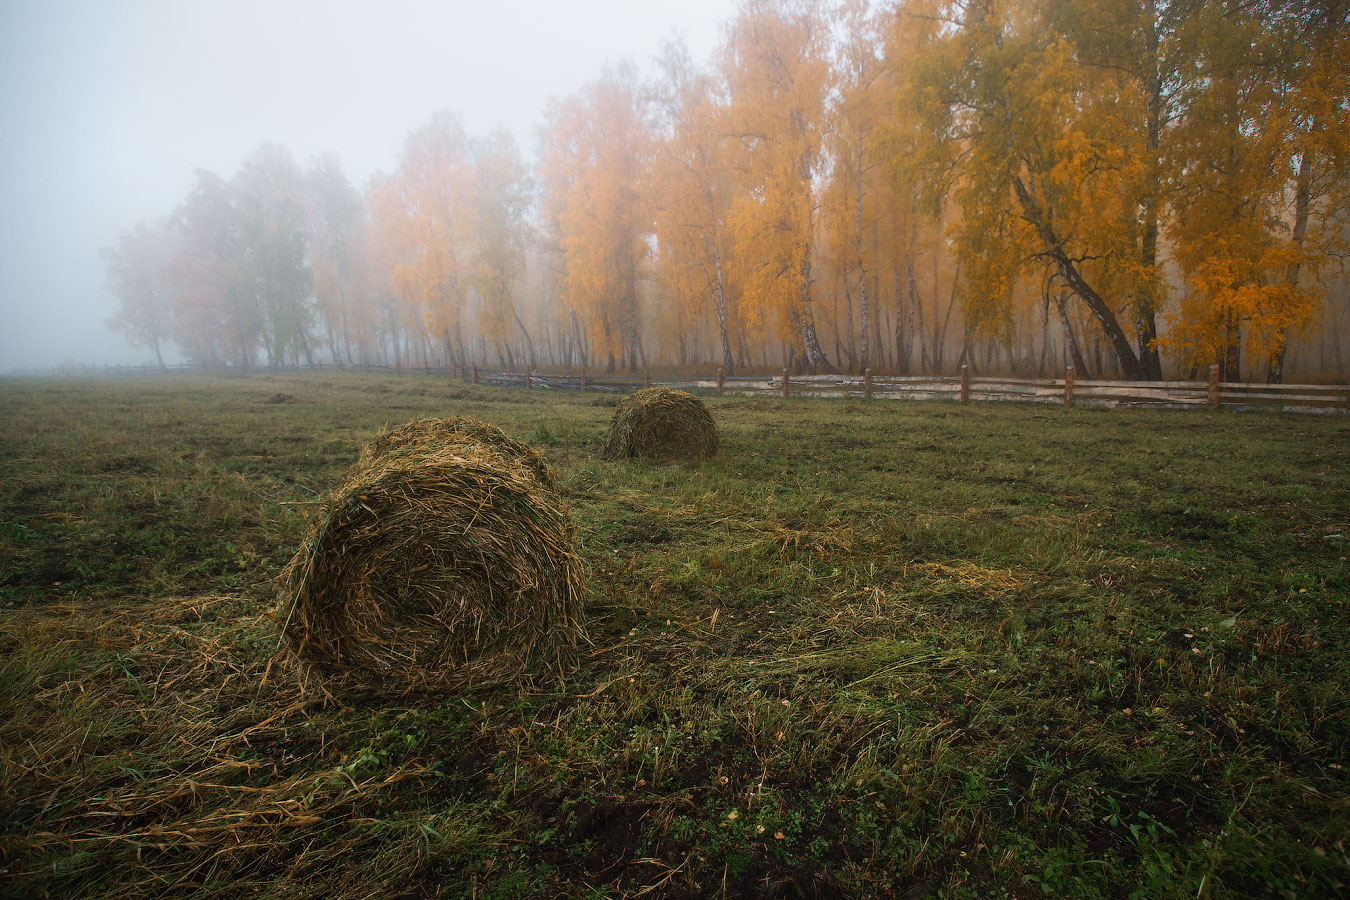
0, 0, 735, 371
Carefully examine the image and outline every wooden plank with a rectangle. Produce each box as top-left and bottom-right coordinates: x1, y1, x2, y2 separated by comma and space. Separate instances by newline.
1220, 382, 1350, 396
1218, 392, 1350, 408
1073, 378, 1211, 390
1073, 391, 1208, 406
876, 381, 961, 390
1067, 385, 1196, 399
871, 390, 961, 402
968, 376, 1070, 389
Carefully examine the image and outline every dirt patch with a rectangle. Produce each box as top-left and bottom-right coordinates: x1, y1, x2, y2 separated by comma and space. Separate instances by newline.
570, 797, 652, 873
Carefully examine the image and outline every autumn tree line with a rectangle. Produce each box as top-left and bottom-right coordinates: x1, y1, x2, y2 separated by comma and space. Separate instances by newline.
106, 0, 1349, 383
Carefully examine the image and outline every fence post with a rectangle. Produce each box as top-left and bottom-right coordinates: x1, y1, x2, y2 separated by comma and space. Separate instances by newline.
1064, 365, 1076, 407
525, 371, 532, 390
782, 368, 790, 399
864, 367, 873, 401
1208, 364, 1220, 409
960, 364, 970, 403
580, 365, 587, 391
717, 367, 725, 395
644, 370, 651, 389
471, 363, 478, 385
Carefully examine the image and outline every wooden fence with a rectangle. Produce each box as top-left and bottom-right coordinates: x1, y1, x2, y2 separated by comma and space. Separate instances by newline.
16, 361, 454, 377
19, 361, 1349, 414
692, 365, 1349, 414
449, 362, 1349, 414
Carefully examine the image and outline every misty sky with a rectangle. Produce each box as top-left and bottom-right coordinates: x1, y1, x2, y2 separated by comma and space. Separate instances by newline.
0, 0, 734, 371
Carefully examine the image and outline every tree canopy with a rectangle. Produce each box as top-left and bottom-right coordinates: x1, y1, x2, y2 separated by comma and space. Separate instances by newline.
106, 0, 1350, 382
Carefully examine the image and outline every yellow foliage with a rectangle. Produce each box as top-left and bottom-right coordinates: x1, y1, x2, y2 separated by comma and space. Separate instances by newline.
721, 0, 833, 364
539, 67, 650, 369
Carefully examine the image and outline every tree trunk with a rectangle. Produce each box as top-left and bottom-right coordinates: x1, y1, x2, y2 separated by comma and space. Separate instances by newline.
1038, 284, 1052, 377
1221, 314, 1240, 383
699, 165, 735, 376
875, 277, 887, 370
934, 262, 962, 376
912, 260, 930, 375
513, 308, 537, 370
797, 253, 837, 374
794, 140, 836, 375
711, 245, 735, 375
1014, 174, 1147, 380
1056, 292, 1091, 377
896, 267, 911, 375
956, 333, 978, 376
624, 264, 640, 372
1135, 0, 1165, 380
842, 277, 858, 373
1268, 149, 1313, 383
855, 166, 870, 373
905, 188, 927, 374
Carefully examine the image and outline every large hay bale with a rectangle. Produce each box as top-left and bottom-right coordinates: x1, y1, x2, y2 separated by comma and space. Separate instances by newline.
603, 387, 718, 461
278, 441, 583, 692
358, 416, 555, 489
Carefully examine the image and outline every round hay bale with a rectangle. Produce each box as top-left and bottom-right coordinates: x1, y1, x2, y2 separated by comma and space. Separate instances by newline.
603, 387, 718, 461
278, 442, 583, 692
359, 416, 555, 489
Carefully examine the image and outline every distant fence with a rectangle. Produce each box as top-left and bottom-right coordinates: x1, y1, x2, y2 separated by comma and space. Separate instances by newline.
476, 363, 1348, 414
703, 365, 1350, 415
16, 361, 1349, 414
14, 361, 445, 378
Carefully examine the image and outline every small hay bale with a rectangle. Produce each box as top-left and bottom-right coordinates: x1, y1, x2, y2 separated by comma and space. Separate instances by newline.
279, 441, 583, 693
359, 416, 555, 489
603, 387, 718, 461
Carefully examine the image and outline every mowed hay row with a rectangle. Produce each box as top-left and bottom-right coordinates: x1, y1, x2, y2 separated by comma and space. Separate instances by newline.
358, 415, 556, 489
603, 387, 718, 462
278, 441, 584, 693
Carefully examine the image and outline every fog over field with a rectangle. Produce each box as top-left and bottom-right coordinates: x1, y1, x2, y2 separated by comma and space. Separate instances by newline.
0, 0, 729, 370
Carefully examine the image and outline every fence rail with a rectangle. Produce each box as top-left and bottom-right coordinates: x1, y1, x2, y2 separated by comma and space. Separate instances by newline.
14, 361, 1349, 414
14, 361, 457, 377
697, 366, 1349, 414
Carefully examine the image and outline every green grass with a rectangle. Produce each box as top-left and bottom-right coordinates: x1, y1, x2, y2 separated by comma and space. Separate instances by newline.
1, 372, 1347, 899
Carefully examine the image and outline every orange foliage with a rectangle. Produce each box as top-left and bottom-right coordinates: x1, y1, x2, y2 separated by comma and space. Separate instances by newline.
722, 0, 836, 372
121, 0, 1349, 382
369, 112, 474, 366
539, 66, 650, 372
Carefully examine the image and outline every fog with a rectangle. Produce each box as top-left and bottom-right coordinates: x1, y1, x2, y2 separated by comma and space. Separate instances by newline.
0, 0, 730, 371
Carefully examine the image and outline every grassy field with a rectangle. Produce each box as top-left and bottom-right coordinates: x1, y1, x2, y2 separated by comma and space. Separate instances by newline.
1, 373, 1347, 899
